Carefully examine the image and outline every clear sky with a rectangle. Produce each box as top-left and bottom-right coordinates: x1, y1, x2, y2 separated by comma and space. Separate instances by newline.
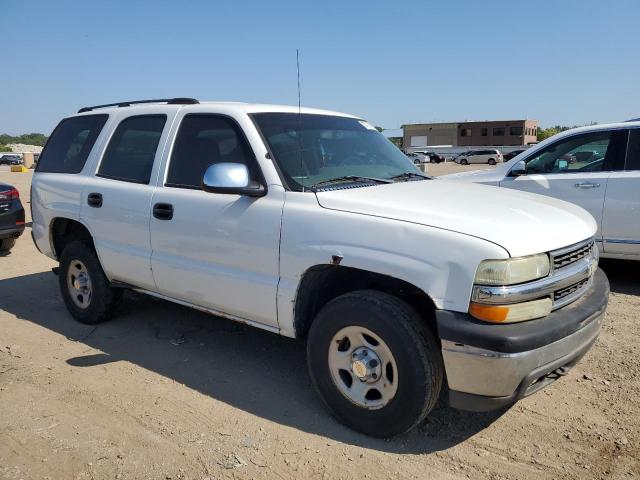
2, 0, 639, 135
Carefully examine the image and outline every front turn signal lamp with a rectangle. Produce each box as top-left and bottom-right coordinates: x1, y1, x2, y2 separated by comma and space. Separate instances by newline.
469, 298, 553, 323
474, 254, 550, 286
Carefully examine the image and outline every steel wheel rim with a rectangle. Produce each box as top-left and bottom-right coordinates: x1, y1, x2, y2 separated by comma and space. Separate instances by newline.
66, 259, 92, 309
328, 326, 399, 410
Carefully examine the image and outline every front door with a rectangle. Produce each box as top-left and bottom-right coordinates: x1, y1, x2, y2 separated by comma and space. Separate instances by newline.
149, 113, 284, 328
500, 129, 627, 246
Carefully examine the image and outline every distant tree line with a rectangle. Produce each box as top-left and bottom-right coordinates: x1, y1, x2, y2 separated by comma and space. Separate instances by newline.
0, 133, 49, 147
0, 133, 49, 152
535, 125, 579, 142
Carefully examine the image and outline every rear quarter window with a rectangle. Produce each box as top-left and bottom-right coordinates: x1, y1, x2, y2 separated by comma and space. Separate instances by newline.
36, 115, 108, 173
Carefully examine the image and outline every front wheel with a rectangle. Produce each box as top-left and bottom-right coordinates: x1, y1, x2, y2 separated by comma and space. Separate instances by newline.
307, 290, 443, 437
460, 159, 468, 165
59, 241, 122, 324
488, 158, 496, 165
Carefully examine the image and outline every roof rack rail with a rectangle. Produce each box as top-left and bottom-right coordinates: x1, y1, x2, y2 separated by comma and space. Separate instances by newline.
78, 98, 199, 113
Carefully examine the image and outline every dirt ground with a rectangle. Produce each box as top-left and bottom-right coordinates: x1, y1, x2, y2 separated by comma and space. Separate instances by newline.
1, 166, 638, 480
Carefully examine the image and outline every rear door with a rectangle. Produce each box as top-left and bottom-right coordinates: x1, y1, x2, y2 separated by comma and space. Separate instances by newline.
81, 109, 177, 289
601, 128, 640, 257
149, 111, 284, 328
500, 129, 627, 247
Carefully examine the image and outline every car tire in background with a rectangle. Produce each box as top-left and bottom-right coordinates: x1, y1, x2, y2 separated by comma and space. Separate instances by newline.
0, 238, 16, 252
488, 158, 496, 165
307, 290, 443, 437
59, 241, 122, 325
460, 159, 468, 165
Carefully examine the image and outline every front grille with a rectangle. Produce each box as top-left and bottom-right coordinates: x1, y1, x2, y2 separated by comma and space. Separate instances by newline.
554, 278, 589, 302
552, 240, 594, 270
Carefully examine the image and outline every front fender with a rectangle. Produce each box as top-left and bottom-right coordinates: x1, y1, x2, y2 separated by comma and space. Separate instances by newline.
277, 194, 508, 338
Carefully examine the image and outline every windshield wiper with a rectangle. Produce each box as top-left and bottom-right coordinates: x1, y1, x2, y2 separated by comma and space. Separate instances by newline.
310, 175, 393, 190
389, 172, 431, 181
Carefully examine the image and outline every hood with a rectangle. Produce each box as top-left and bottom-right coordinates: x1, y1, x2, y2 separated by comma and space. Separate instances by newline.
315, 180, 596, 257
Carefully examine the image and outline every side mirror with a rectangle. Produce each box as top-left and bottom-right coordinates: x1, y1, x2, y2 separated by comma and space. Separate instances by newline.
556, 159, 569, 171
202, 163, 266, 197
511, 160, 527, 176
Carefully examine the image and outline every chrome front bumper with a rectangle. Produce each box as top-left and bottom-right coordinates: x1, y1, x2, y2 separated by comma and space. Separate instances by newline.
437, 268, 609, 411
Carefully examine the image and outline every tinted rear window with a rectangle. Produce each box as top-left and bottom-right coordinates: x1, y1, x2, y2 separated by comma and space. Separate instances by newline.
626, 129, 640, 171
97, 115, 166, 184
36, 115, 108, 173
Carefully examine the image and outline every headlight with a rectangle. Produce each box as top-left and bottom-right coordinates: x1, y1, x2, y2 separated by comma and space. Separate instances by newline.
474, 253, 550, 286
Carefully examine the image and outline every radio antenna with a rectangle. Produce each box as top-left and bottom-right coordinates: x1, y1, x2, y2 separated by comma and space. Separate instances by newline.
296, 49, 302, 113
296, 49, 305, 191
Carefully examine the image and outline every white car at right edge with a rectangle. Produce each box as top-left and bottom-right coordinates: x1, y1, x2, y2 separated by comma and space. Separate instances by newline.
443, 121, 640, 261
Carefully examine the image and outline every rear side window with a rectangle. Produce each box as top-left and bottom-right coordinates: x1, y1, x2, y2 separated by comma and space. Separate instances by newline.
36, 114, 108, 173
98, 115, 166, 184
166, 114, 259, 189
626, 129, 640, 171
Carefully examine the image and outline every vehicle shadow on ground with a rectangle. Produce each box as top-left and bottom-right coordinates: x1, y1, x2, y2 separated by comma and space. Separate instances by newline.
3, 270, 583, 454
599, 259, 640, 296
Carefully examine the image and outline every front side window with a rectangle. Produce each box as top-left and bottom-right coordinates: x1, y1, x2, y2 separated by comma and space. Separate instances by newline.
525, 131, 612, 174
98, 115, 166, 184
253, 113, 421, 191
166, 114, 260, 189
36, 114, 108, 173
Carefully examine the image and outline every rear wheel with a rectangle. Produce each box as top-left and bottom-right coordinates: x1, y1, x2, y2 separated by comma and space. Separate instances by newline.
59, 241, 122, 324
307, 290, 443, 437
0, 238, 16, 252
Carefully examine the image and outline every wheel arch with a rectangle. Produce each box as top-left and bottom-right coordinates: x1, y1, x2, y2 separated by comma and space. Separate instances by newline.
50, 217, 96, 260
293, 264, 438, 340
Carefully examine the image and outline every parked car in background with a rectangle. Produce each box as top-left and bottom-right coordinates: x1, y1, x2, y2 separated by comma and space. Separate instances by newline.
454, 149, 503, 165
32, 98, 608, 437
442, 121, 640, 261
424, 151, 445, 163
503, 149, 527, 161
405, 152, 428, 164
0, 154, 23, 165
0, 182, 25, 252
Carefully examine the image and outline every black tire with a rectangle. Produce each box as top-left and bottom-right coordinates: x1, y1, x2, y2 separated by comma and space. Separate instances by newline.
307, 290, 443, 437
488, 158, 496, 165
460, 159, 468, 165
59, 241, 122, 325
0, 238, 16, 252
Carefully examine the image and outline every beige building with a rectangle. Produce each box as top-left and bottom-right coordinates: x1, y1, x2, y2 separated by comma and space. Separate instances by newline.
403, 119, 538, 148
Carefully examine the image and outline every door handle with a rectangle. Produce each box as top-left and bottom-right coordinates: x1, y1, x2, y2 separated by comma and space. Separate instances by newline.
87, 192, 103, 208
574, 182, 600, 189
153, 203, 174, 220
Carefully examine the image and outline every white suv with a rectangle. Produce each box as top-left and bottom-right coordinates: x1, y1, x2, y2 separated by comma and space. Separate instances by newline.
32, 98, 608, 437
443, 122, 640, 261
454, 149, 503, 165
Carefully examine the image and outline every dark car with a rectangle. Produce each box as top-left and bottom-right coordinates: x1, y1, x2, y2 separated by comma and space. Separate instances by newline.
503, 149, 526, 161
0, 154, 23, 166
425, 151, 445, 163
0, 183, 25, 252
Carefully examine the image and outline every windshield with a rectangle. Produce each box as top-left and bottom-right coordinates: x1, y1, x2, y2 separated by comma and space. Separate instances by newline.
252, 113, 421, 191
